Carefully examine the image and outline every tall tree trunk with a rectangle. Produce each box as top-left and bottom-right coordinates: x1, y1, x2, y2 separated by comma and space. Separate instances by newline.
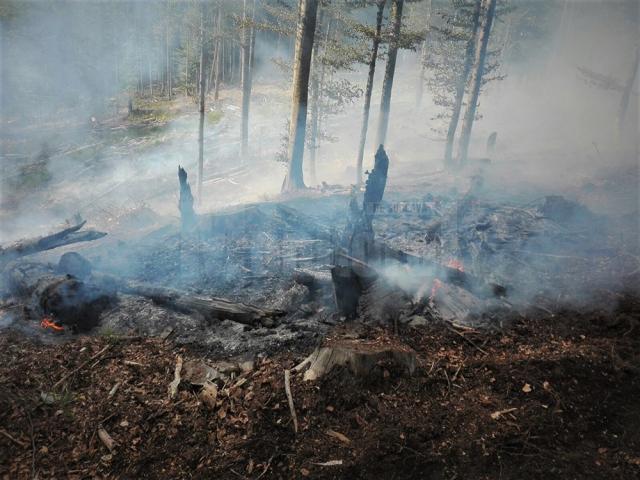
415, 0, 431, 108
214, 7, 223, 101
444, 0, 481, 167
207, 8, 220, 95
240, 0, 254, 159
166, 21, 172, 99
307, 8, 326, 186
185, 35, 190, 96
456, 0, 496, 166
282, 0, 320, 192
221, 39, 226, 90
148, 57, 154, 96
356, 0, 386, 185
617, 46, 640, 135
375, 0, 404, 147
197, 4, 206, 202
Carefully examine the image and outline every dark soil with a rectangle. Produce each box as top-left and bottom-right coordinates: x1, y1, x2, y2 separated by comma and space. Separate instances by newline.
1, 308, 639, 479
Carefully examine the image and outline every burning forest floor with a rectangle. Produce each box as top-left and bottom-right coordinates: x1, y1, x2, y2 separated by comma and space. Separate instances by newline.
1, 307, 639, 479
1, 145, 639, 478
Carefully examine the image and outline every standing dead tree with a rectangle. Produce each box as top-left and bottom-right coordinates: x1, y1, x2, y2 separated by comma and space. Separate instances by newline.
178, 166, 196, 232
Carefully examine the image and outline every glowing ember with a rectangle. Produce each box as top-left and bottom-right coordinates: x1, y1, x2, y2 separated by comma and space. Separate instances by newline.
41, 317, 64, 332
447, 258, 464, 272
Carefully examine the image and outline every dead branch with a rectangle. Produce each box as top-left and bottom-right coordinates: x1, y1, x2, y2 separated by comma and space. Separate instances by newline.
0, 428, 28, 448
284, 369, 298, 434
168, 355, 183, 399
53, 344, 112, 389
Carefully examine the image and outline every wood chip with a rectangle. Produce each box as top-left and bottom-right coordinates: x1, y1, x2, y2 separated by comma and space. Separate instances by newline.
200, 381, 218, 408
168, 355, 183, 400
326, 429, 351, 445
98, 428, 116, 452
490, 407, 518, 420
312, 460, 343, 466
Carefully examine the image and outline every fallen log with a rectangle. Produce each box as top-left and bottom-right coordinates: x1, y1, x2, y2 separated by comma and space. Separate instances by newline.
0, 221, 106, 268
92, 273, 284, 327
4, 254, 284, 331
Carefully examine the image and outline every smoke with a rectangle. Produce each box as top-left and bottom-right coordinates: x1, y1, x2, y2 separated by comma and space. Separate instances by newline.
0, 0, 637, 310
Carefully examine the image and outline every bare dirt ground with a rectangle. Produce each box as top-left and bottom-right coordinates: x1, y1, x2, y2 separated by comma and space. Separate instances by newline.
1, 298, 639, 480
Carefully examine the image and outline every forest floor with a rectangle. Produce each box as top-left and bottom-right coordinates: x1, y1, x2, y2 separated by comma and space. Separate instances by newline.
1, 304, 639, 479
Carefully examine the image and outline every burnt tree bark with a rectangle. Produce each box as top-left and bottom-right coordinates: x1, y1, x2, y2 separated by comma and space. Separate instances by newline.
375, 0, 404, 147
282, 0, 320, 192
178, 166, 196, 231
356, 0, 386, 186
344, 145, 389, 261
444, 0, 481, 167
456, 0, 497, 166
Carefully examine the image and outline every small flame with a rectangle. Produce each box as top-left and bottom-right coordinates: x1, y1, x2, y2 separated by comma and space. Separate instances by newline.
41, 317, 64, 332
447, 258, 464, 272
430, 278, 444, 302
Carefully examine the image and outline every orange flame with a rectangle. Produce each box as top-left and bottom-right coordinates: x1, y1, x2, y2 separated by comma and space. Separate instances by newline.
41, 317, 64, 332
446, 258, 464, 272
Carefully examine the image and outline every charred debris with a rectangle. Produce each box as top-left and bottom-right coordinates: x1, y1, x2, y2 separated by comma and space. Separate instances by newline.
1, 145, 635, 357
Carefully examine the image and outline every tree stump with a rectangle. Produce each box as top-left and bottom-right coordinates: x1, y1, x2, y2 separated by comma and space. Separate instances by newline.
295, 338, 417, 381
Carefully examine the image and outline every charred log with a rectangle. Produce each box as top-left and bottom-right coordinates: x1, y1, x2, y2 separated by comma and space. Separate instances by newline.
0, 221, 106, 269
4, 261, 113, 332
94, 275, 284, 327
